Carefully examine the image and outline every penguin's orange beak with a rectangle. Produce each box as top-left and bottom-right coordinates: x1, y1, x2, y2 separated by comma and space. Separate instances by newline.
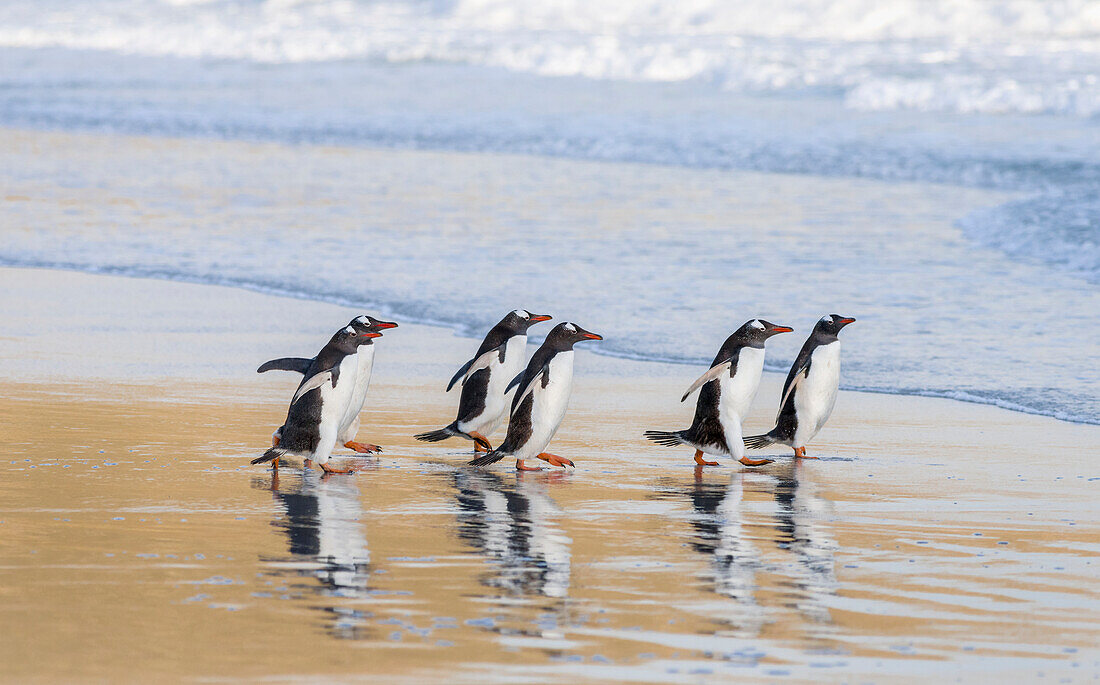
364, 332, 383, 338
530, 314, 552, 322
770, 325, 794, 334
838, 317, 856, 325
375, 321, 398, 329
582, 332, 603, 340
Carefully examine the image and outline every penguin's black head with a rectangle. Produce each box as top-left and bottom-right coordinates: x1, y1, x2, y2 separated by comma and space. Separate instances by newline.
330, 325, 379, 354
736, 319, 794, 346
350, 315, 398, 339
546, 322, 603, 349
815, 314, 856, 338
501, 309, 552, 334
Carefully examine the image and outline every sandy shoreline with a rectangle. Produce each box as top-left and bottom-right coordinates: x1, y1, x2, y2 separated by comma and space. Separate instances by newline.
1, 266, 1098, 683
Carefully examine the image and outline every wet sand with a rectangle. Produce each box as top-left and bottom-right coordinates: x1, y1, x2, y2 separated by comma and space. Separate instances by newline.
1, 267, 1098, 683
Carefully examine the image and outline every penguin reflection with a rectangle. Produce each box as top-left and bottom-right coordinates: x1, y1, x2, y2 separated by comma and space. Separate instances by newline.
686, 470, 766, 636
453, 470, 571, 599
684, 461, 836, 628
259, 470, 372, 639
772, 461, 838, 625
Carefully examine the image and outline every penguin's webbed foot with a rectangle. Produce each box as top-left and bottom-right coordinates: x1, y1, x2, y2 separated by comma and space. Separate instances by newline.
537, 452, 574, 468
319, 462, 358, 475
515, 459, 544, 472
470, 432, 493, 453
345, 441, 381, 454
694, 450, 720, 467
793, 447, 817, 459
738, 456, 774, 467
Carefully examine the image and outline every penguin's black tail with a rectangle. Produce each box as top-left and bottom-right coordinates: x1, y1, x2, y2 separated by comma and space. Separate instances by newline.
743, 432, 776, 450
415, 423, 492, 451
414, 426, 456, 443
469, 449, 506, 468
251, 447, 286, 465
644, 430, 685, 448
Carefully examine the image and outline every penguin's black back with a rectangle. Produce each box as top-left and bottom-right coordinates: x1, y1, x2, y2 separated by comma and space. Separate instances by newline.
682, 346, 744, 450
277, 345, 347, 454
497, 392, 535, 455
456, 367, 490, 424
278, 388, 324, 454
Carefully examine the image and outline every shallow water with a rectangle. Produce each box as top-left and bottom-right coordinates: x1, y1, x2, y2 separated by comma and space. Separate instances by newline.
1, 268, 1098, 682
2, 378, 1098, 683
3, 129, 1098, 426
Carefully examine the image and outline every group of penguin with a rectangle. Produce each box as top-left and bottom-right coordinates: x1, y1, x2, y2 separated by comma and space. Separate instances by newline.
254, 310, 855, 474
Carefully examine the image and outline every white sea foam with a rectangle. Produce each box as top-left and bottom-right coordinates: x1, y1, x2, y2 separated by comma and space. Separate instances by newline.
2, 0, 1100, 116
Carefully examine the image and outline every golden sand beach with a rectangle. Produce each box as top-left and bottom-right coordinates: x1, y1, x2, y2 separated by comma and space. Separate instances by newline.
1, 267, 1097, 683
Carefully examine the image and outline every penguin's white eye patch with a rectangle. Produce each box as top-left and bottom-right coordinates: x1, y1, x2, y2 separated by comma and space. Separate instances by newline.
515, 309, 530, 319
344, 326, 355, 334
750, 320, 765, 331
820, 315, 831, 323
564, 323, 576, 333
355, 316, 369, 324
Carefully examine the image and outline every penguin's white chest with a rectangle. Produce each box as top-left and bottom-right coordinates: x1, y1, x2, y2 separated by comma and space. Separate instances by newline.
339, 345, 376, 431
719, 346, 765, 421
330, 354, 360, 421
312, 378, 345, 463
794, 341, 841, 444
525, 351, 574, 451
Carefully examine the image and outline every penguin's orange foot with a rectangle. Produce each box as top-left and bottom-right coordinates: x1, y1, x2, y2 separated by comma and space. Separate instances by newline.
793, 447, 817, 459
345, 441, 381, 454
738, 456, 774, 467
470, 432, 493, 453
319, 462, 357, 475
515, 459, 544, 472
271, 456, 280, 470
694, 450, 720, 467
538, 452, 574, 468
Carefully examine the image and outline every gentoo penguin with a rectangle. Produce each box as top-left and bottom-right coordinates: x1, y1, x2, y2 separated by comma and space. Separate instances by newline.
336, 315, 397, 453
252, 325, 376, 474
259, 315, 397, 453
644, 319, 792, 467
469, 322, 602, 471
415, 309, 551, 452
744, 314, 855, 458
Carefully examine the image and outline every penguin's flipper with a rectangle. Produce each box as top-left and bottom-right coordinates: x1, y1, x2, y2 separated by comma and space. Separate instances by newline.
510, 364, 550, 413
446, 358, 475, 391
681, 360, 732, 402
292, 370, 333, 403
257, 357, 313, 374
776, 361, 811, 421
504, 371, 525, 394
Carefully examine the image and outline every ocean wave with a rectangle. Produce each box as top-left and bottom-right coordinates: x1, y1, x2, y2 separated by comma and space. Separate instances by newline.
958, 191, 1100, 284
2, 0, 1100, 117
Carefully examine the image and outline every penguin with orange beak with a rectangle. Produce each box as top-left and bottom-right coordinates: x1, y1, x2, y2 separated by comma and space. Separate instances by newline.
253, 325, 377, 474
470, 322, 602, 471
259, 315, 397, 454
646, 319, 793, 467
744, 314, 855, 458
416, 309, 551, 453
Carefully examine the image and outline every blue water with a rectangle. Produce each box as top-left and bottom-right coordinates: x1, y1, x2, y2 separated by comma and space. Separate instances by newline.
0, 1, 1097, 423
